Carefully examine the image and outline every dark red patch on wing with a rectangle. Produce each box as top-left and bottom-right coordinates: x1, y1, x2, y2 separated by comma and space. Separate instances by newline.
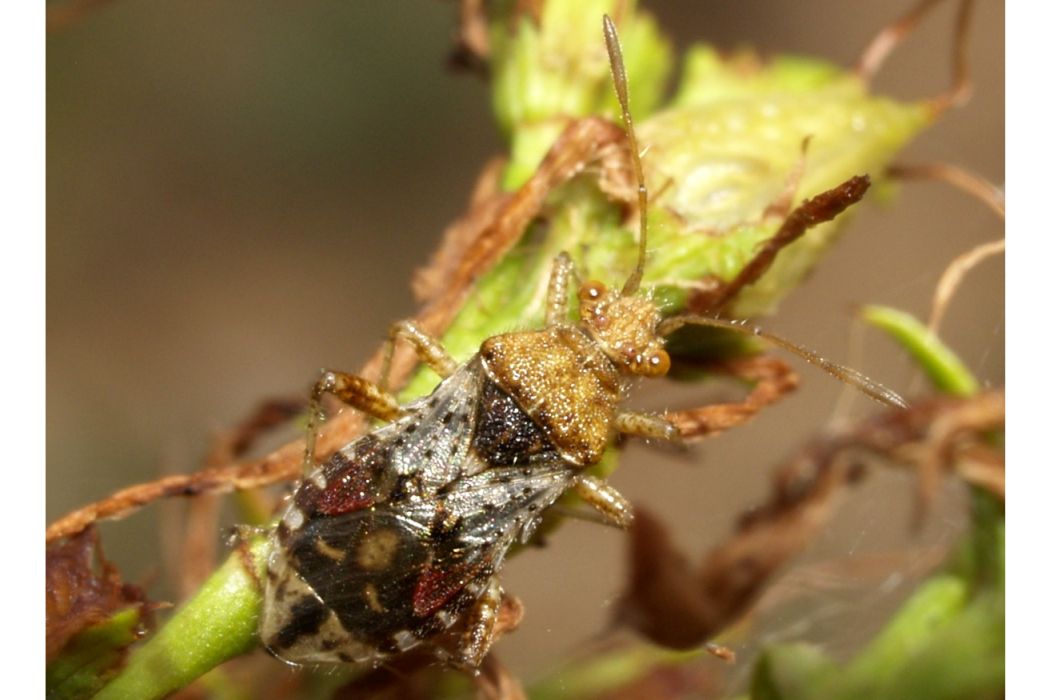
315, 437, 393, 515
412, 561, 482, 618
316, 467, 376, 514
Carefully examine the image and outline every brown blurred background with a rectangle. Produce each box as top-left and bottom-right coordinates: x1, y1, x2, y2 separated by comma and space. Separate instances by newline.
47, 0, 1003, 684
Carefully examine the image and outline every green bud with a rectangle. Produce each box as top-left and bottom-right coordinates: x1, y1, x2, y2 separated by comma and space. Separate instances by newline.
490, 0, 673, 189
639, 46, 932, 316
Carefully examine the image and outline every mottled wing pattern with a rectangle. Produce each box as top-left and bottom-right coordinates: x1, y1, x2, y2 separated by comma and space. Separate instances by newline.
262, 363, 485, 663
385, 358, 489, 491
262, 358, 579, 665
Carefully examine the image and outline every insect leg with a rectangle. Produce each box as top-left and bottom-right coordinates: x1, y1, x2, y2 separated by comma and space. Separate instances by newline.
572, 474, 634, 529
303, 370, 403, 474
379, 319, 458, 391
613, 410, 681, 443
545, 252, 575, 326
450, 577, 504, 673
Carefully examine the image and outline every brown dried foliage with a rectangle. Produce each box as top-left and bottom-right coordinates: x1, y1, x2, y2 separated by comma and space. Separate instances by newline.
688, 175, 872, 314
46, 526, 156, 664
47, 398, 304, 544
856, 0, 974, 114
616, 390, 1004, 651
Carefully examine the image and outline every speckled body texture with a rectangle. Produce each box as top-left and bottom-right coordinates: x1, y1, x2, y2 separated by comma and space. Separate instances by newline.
480, 326, 622, 466
260, 348, 607, 667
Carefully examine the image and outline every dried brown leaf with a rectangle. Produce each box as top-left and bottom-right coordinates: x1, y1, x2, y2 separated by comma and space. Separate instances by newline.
46, 526, 155, 664
616, 391, 1003, 651
689, 175, 872, 314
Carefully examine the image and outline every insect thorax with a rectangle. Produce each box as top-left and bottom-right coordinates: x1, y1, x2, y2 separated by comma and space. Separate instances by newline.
480, 325, 622, 466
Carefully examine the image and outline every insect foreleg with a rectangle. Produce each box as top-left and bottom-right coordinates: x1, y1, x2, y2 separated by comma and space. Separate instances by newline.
379, 319, 458, 391
545, 252, 576, 327
664, 355, 798, 441
572, 474, 634, 529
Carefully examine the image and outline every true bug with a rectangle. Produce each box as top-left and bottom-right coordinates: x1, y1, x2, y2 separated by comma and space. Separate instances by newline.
258, 16, 906, 674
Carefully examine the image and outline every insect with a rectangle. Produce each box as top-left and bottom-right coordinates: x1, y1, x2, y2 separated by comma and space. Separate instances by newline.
258, 16, 906, 674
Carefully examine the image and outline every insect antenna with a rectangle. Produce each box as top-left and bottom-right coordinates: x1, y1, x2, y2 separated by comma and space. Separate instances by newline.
657, 314, 908, 409
603, 16, 906, 411
602, 15, 647, 297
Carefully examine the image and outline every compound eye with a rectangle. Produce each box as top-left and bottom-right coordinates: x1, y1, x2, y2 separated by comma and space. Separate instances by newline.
578, 280, 606, 302
644, 349, 671, 377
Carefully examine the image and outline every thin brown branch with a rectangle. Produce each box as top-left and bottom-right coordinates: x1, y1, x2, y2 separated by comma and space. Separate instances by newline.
888, 162, 1005, 219
932, 0, 975, 114
856, 0, 974, 114
856, 0, 947, 80
47, 399, 313, 544
666, 354, 799, 441
928, 237, 1005, 334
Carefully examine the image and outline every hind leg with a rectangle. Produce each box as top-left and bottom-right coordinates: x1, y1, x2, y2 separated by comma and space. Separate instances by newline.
449, 577, 505, 673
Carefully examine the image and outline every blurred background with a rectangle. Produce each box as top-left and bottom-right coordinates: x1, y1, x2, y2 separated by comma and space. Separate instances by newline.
48, 0, 1003, 686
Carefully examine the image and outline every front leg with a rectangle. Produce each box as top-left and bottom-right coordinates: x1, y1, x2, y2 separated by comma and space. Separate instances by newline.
613, 410, 682, 443
379, 319, 459, 391
307, 319, 459, 476
545, 252, 576, 326
665, 354, 799, 440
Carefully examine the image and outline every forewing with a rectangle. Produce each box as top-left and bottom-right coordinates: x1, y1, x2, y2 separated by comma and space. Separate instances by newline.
398, 461, 575, 617
387, 358, 483, 491
308, 360, 483, 517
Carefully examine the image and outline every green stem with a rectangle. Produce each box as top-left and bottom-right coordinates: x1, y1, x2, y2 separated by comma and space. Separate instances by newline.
93, 537, 270, 700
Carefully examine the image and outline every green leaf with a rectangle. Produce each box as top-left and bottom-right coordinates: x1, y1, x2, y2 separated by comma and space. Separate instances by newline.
640, 55, 930, 316
47, 609, 144, 700
841, 575, 969, 693
751, 643, 838, 700
490, 0, 673, 189
528, 644, 707, 700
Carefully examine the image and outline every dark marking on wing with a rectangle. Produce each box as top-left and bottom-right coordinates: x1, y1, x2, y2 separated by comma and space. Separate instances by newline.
472, 379, 559, 465
288, 511, 435, 644
316, 435, 395, 516
274, 594, 327, 650
413, 559, 483, 618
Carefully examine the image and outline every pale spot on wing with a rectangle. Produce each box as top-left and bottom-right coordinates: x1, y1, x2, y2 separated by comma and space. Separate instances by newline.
356, 528, 400, 571
314, 537, 346, 562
